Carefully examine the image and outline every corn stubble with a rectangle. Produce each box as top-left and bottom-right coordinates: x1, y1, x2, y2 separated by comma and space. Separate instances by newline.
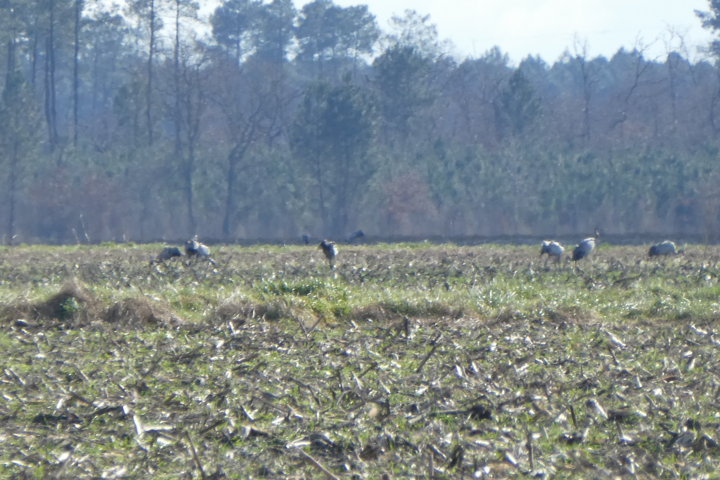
0, 242, 719, 477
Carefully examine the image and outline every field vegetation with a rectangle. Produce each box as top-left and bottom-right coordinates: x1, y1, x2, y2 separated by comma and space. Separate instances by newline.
1, 242, 720, 478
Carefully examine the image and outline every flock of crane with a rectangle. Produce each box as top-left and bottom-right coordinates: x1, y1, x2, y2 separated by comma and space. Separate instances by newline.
153, 235, 339, 268
154, 230, 682, 269
540, 229, 682, 263
154, 235, 218, 265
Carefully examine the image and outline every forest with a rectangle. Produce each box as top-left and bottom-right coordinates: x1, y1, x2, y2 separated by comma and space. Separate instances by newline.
1, 0, 720, 244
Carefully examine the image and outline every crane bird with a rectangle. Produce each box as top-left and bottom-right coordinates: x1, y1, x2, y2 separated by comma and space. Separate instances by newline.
155, 246, 183, 262
648, 240, 681, 257
572, 229, 599, 262
185, 236, 217, 265
319, 240, 338, 269
540, 240, 564, 261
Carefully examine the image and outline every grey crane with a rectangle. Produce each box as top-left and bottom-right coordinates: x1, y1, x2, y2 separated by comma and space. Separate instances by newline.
185, 236, 217, 265
572, 229, 599, 262
319, 240, 338, 269
540, 240, 564, 261
648, 240, 681, 257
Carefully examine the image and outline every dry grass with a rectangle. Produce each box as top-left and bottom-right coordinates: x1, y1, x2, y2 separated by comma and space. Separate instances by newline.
104, 297, 183, 328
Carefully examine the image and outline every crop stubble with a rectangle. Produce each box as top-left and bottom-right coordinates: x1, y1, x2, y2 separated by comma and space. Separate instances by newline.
0, 243, 719, 478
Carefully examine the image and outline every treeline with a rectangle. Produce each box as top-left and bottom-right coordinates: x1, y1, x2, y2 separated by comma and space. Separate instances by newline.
0, 0, 719, 244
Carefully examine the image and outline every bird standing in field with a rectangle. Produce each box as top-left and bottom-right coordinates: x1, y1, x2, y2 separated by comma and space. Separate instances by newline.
319, 240, 338, 269
185, 236, 217, 265
572, 229, 599, 262
540, 240, 564, 262
648, 240, 681, 257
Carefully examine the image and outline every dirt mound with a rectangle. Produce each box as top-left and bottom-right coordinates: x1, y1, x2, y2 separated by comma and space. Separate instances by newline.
1, 279, 183, 329
104, 297, 183, 328
42, 278, 98, 320
1, 278, 100, 328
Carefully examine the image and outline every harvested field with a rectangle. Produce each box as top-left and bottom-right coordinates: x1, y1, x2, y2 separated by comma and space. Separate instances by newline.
0, 242, 720, 478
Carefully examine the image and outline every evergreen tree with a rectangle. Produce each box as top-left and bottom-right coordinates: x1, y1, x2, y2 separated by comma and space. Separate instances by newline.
0, 72, 43, 243
291, 81, 375, 235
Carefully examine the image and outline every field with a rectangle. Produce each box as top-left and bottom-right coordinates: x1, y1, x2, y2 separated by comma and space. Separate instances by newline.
1, 242, 720, 479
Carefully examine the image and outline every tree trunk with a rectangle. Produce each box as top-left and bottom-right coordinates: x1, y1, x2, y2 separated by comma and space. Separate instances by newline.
72, 0, 82, 147
7, 140, 19, 245
173, 0, 182, 155
44, 0, 59, 151
223, 146, 243, 238
6, 37, 15, 76
146, 0, 156, 146
184, 144, 196, 235
312, 155, 328, 234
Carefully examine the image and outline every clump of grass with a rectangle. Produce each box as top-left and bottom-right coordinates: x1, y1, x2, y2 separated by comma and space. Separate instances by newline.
211, 296, 299, 323
255, 278, 354, 322
376, 298, 464, 319
346, 303, 397, 322
258, 278, 328, 296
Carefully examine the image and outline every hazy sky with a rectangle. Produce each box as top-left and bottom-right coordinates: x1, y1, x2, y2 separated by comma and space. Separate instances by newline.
324, 0, 717, 63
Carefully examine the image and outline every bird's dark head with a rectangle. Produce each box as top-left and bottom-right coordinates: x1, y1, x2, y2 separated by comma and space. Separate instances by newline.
319, 240, 337, 254
540, 241, 549, 255
185, 238, 201, 255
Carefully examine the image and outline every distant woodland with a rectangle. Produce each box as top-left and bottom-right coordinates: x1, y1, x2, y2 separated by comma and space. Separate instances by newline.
2, 0, 720, 244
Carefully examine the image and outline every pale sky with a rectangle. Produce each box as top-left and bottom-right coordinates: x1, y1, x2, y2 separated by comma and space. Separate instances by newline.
325, 0, 717, 63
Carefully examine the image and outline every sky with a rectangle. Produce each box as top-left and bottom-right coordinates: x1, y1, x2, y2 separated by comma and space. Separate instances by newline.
324, 0, 717, 64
